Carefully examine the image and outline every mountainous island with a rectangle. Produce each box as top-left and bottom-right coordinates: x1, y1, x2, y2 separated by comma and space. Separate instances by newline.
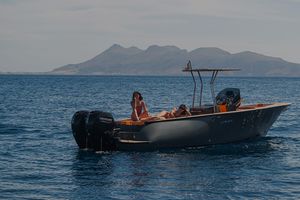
51, 44, 300, 76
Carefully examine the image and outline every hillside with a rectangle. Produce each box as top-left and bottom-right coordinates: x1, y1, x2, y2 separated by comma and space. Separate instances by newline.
51, 44, 300, 76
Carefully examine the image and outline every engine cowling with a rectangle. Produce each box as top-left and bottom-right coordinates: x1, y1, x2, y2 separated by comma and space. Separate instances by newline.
86, 111, 116, 151
71, 110, 90, 149
71, 110, 116, 151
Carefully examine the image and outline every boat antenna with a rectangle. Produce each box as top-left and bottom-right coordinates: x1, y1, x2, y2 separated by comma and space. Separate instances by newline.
186, 60, 192, 70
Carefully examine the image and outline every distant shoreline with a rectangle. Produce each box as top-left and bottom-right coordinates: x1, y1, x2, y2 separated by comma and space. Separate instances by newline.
0, 72, 299, 78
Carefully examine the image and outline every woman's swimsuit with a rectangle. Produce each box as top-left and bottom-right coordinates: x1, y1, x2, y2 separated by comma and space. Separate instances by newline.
135, 103, 143, 116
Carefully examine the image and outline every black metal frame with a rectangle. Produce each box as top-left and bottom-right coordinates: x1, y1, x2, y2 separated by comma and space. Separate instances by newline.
183, 62, 239, 113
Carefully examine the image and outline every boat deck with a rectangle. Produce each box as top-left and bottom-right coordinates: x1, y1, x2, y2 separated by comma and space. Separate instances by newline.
116, 103, 289, 127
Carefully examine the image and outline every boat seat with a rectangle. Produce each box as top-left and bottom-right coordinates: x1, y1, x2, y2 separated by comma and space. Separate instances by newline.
190, 105, 214, 115
117, 119, 145, 126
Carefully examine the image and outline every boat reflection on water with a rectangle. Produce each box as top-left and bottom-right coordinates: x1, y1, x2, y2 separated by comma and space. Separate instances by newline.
70, 137, 283, 199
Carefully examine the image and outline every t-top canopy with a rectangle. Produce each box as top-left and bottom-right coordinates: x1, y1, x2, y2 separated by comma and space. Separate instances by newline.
183, 68, 240, 72
182, 60, 240, 112
182, 60, 240, 72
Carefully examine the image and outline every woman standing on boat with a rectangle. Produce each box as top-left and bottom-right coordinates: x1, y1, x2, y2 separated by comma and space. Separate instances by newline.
131, 91, 149, 121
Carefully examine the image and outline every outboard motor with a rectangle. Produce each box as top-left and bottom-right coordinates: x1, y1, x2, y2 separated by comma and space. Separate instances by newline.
71, 110, 116, 151
216, 88, 241, 111
86, 111, 116, 151
71, 111, 90, 149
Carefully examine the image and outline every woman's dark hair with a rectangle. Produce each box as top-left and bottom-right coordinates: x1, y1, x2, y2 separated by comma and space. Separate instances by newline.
132, 91, 143, 101
179, 104, 187, 111
178, 104, 188, 115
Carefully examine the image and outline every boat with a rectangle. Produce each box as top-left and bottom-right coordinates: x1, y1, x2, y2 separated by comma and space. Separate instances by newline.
71, 61, 290, 151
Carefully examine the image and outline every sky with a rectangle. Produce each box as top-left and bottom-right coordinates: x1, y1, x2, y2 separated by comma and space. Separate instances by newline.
1, 0, 300, 72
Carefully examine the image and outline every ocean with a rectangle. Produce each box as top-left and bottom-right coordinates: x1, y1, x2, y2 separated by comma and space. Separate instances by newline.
0, 75, 299, 199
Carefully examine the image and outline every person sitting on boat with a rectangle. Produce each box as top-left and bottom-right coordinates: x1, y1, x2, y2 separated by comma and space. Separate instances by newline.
156, 104, 192, 119
177, 104, 192, 117
131, 91, 149, 121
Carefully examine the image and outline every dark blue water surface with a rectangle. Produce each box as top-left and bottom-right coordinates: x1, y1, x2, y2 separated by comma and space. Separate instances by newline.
0, 75, 299, 199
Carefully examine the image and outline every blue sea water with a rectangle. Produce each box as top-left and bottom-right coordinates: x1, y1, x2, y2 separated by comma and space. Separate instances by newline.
0, 75, 299, 199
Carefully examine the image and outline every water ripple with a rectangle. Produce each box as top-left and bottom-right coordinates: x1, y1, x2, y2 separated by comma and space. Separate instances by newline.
0, 75, 299, 199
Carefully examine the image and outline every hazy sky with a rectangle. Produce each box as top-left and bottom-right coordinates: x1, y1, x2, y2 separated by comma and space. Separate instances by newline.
1, 0, 300, 72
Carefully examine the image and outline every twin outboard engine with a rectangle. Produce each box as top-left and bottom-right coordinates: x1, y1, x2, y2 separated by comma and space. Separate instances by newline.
216, 88, 241, 111
71, 110, 116, 151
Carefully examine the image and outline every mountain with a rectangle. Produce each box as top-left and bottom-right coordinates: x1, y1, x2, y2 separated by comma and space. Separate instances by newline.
51, 44, 300, 76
